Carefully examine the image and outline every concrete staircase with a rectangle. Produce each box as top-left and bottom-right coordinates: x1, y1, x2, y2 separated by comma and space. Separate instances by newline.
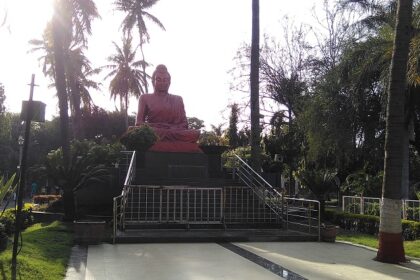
114, 151, 318, 243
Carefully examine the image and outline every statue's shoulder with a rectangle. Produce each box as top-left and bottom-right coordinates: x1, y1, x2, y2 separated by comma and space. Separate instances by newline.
168, 93, 184, 101
139, 94, 154, 101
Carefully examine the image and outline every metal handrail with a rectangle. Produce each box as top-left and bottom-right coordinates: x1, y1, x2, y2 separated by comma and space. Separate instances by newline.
284, 197, 321, 240
233, 154, 320, 239
113, 151, 136, 243
234, 155, 283, 216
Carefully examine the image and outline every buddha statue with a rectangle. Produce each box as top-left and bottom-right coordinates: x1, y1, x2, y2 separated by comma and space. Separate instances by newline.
135, 64, 201, 153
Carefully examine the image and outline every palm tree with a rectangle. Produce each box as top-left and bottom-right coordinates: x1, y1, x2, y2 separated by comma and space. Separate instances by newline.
46, 0, 99, 222
103, 35, 145, 129
376, 0, 413, 263
250, 0, 261, 171
29, 28, 99, 138
32, 0, 99, 139
114, 0, 165, 93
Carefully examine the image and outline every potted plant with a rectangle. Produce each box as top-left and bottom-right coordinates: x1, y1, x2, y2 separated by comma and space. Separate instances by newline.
294, 166, 339, 242
0, 223, 8, 251
120, 125, 158, 152
198, 131, 228, 154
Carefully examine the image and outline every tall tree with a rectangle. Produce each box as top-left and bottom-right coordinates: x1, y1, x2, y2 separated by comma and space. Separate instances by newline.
49, 0, 99, 219
103, 35, 145, 129
115, 0, 165, 93
52, 0, 71, 218
228, 103, 239, 148
376, 0, 412, 263
0, 83, 5, 114
250, 0, 261, 171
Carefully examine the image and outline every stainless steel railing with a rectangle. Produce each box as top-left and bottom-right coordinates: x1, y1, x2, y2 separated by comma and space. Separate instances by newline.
113, 150, 136, 243
342, 195, 420, 222
124, 186, 223, 225
223, 186, 280, 224
233, 154, 320, 239
234, 155, 283, 216
284, 197, 321, 239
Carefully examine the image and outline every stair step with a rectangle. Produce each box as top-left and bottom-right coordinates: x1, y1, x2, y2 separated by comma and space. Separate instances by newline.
114, 228, 317, 243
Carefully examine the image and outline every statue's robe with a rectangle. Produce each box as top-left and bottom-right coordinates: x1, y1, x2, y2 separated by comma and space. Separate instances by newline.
135, 93, 201, 153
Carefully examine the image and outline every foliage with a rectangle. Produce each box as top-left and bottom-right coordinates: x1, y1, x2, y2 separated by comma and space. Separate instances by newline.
187, 117, 205, 131
223, 146, 252, 168
294, 166, 337, 220
120, 125, 158, 151
222, 146, 270, 170
35, 140, 119, 220
227, 103, 239, 148
294, 167, 338, 199
80, 107, 134, 141
0, 205, 34, 235
103, 35, 145, 129
0, 221, 72, 280
0, 82, 5, 114
0, 222, 6, 238
325, 209, 420, 241
198, 131, 227, 146
0, 173, 16, 205
341, 170, 383, 197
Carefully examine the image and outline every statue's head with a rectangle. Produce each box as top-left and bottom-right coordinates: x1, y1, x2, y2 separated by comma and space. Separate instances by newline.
152, 64, 171, 93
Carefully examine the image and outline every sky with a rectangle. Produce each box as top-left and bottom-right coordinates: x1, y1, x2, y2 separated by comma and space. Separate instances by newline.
0, 0, 319, 129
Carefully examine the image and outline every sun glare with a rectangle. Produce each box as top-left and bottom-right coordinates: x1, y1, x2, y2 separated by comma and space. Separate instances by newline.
6, 0, 54, 32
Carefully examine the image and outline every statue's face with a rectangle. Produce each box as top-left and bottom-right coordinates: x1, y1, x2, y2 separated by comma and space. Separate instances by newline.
153, 71, 171, 93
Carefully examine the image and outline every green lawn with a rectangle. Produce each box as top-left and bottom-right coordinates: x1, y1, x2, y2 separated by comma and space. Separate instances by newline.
0, 221, 73, 280
337, 233, 420, 258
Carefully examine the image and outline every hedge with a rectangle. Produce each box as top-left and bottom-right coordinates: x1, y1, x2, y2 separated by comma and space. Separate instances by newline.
325, 209, 420, 241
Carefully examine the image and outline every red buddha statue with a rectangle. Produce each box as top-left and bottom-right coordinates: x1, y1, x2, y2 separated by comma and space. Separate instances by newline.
135, 64, 201, 153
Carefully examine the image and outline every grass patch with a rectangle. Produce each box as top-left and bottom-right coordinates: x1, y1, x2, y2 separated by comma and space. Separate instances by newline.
337, 233, 420, 258
0, 221, 73, 280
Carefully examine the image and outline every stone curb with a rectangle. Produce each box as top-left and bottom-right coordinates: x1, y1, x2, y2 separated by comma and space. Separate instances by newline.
336, 240, 420, 262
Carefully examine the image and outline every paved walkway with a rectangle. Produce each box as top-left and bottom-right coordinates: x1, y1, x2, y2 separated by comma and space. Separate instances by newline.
65, 242, 420, 280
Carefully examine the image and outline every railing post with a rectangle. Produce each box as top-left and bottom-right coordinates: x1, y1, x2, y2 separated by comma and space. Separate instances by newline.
317, 201, 321, 241
402, 200, 407, 220
360, 196, 364, 215
159, 188, 162, 222
308, 202, 312, 234
286, 199, 289, 231
113, 197, 116, 244
342, 196, 345, 212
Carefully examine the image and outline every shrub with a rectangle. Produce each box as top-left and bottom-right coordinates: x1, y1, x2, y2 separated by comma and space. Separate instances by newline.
325, 209, 420, 240
0, 205, 34, 235
120, 125, 158, 151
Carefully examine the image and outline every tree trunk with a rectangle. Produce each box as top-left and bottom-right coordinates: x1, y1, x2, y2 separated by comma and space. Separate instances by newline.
376, 0, 412, 264
67, 67, 83, 140
250, 0, 261, 171
52, 4, 70, 171
125, 93, 129, 130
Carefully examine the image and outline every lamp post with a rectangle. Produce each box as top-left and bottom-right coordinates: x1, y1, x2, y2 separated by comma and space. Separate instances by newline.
11, 74, 45, 280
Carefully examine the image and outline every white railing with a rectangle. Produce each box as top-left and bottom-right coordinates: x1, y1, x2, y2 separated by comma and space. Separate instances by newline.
233, 154, 320, 239
342, 195, 420, 222
234, 155, 283, 216
124, 186, 224, 225
284, 198, 321, 240
113, 151, 136, 243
